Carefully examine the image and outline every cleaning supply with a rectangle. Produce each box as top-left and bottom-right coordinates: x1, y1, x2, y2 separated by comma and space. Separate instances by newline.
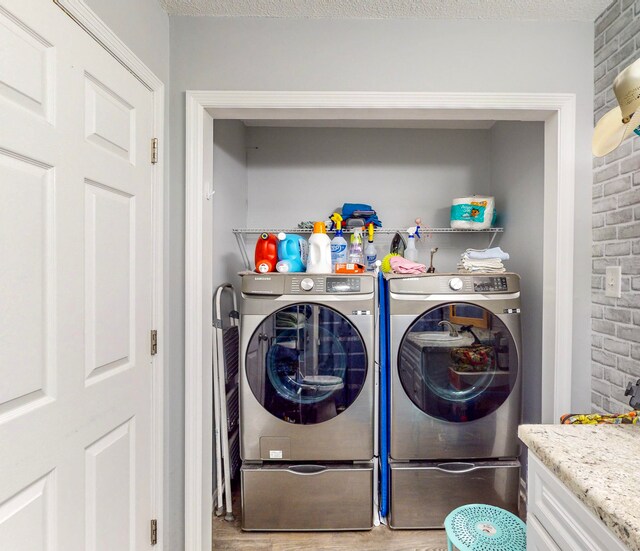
381, 253, 400, 273
365, 224, 377, 271
330, 217, 348, 271
450, 196, 495, 230
276, 232, 308, 273
348, 227, 365, 265
334, 262, 366, 274
254, 233, 278, 273
306, 222, 332, 274
329, 212, 342, 232
404, 227, 418, 262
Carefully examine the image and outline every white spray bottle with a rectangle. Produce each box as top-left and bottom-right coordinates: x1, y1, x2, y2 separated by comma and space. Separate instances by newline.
405, 226, 418, 262
365, 223, 377, 271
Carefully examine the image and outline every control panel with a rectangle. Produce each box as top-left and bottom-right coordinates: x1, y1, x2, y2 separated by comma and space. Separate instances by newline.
326, 277, 361, 293
288, 275, 371, 295
473, 276, 508, 292
242, 273, 374, 296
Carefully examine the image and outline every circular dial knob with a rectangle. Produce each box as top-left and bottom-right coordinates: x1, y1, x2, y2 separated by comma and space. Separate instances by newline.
449, 277, 464, 291
300, 278, 315, 291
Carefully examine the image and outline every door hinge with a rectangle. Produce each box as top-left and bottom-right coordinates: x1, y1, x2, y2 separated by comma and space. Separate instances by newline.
151, 138, 158, 164
150, 330, 158, 356
150, 519, 158, 545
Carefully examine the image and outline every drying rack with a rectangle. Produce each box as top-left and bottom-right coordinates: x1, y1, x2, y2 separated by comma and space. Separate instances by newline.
212, 284, 240, 521
232, 227, 503, 270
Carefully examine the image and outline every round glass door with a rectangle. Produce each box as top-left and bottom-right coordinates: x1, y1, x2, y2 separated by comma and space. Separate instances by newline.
246, 303, 367, 424
398, 303, 518, 423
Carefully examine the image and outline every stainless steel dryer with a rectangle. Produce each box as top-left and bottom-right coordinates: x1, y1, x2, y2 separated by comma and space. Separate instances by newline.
387, 273, 522, 528
239, 272, 376, 531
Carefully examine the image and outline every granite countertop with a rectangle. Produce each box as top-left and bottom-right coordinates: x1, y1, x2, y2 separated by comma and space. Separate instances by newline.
519, 424, 640, 551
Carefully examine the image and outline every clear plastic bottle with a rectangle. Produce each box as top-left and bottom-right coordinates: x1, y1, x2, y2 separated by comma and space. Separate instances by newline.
365, 224, 377, 271
348, 227, 365, 265
330, 224, 348, 271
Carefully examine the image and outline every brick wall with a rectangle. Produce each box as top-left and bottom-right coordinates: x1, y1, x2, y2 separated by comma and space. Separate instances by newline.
592, 0, 640, 413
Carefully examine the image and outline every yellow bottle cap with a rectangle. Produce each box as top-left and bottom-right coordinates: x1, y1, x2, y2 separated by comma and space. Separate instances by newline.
313, 221, 326, 234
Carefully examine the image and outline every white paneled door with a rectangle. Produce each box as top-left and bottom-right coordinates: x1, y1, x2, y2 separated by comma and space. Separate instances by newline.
0, 0, 156, 549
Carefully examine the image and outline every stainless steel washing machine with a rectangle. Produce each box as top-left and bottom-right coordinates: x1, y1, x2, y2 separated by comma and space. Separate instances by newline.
239, 272, 376, 530
387, 272, 522, 528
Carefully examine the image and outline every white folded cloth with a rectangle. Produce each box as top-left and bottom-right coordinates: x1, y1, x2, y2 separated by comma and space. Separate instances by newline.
464, 247, 510, 261
457, 246, 509, 273
458, 249, 507, 273
458, 263, 506, 274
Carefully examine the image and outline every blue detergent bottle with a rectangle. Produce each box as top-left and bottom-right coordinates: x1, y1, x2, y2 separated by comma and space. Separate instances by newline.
276, 232, 308, 272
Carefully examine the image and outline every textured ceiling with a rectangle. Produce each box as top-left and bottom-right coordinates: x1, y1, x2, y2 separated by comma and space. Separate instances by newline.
160, 0, 610, 20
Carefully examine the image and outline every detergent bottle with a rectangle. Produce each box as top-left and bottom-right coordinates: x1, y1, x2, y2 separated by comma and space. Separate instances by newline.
306, 222, 332, 273
365, 224, 377, 271
330, 217, 348, 271
254, 233, 278, 273
276, 232, 308, 273
404, 227, 418, 262
348, 227, 365, 265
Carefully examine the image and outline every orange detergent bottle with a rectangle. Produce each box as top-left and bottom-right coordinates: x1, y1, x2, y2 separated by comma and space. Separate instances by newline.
254, 233, 278, 273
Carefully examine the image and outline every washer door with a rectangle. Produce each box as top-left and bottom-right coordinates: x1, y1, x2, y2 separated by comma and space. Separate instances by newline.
246, 303, 368, 424
397, 302, 518, 423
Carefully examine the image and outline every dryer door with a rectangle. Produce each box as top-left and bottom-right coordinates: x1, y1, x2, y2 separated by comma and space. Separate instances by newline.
246, 303, 368, 424
397, 302, 519, 423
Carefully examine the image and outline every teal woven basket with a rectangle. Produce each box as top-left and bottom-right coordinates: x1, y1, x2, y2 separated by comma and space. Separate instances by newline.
444, 504, 526, 551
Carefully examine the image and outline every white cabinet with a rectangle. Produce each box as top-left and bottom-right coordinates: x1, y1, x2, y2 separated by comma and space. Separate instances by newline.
526, 452, 629, 551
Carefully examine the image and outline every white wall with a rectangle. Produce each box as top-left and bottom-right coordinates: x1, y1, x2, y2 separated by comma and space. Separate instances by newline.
490, 121, 545, 424
84, 0, 169, 84
213, 121, 248, 289
82, 0, 180, 548
246, 126, 493, 271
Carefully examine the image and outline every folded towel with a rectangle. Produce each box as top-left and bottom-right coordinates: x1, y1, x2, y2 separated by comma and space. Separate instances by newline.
458, 265, 506, 274
460, 258, 504, 269
458, 254, 506, 274
464, 247, 510, 261
390, 255, 427, 274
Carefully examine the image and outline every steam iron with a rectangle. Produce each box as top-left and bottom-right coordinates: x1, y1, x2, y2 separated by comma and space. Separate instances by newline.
390, 232, 407, 256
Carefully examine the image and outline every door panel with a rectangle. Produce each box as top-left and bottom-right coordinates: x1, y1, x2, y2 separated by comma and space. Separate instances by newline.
0, 472, 55, 550
0, 1, 156, 549
84, 73, 135, 163
84, 180, 135, 384
0, 5, 54, 122
0, 151, 54, 415
85, 420, 135, 551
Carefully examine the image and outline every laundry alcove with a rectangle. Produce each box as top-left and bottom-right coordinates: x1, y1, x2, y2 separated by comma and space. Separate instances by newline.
184, 91, 576, 549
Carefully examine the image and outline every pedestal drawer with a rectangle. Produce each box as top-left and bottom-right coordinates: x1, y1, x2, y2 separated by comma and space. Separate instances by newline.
241, 461, 373, 531
390, 460, 520, 529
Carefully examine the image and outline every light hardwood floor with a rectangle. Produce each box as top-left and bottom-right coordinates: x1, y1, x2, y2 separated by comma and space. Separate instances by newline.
212, 486, 448, 551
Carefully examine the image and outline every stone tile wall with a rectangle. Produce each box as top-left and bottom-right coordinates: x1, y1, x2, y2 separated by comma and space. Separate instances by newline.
592, 0, 640, 412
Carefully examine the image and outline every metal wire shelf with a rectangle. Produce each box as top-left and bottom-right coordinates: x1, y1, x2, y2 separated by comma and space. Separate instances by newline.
232, 227, 503, 270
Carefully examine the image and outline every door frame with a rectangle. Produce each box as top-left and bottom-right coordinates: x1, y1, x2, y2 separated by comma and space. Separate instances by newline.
53, 0, 166, 546
184, 90, 576, 550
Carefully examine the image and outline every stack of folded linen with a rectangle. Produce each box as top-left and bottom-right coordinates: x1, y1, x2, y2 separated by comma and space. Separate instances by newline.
458, 247, 509, 273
